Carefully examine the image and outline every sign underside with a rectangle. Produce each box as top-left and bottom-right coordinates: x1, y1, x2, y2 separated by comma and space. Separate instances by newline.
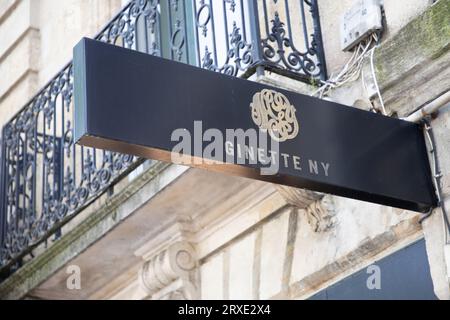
73, 38, 437, 213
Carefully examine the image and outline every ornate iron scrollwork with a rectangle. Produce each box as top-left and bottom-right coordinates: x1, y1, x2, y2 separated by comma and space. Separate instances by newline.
201, 22, 253, 76
261, 12, 320, 77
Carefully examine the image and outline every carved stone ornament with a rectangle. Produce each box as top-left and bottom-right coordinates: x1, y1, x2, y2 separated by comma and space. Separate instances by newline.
139, 241, 198, 299
305, 196, 336, 233
276, 186, 336, 232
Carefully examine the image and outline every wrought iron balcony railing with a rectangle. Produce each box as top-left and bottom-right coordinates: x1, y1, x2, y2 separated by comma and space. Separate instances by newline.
0, 0, 326, 276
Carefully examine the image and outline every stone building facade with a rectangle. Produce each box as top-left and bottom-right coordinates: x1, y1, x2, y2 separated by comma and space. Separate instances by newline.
0, 0, 449, 299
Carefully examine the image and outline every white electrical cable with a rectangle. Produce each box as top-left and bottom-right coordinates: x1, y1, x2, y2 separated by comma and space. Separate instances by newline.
312, 34, 378, 102
312, 45, 362, 97
369, 46, 388, 115
361, 62, 376, 113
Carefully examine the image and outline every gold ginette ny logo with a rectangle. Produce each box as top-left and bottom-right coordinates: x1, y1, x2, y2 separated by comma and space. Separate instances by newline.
250, 89, 299, 142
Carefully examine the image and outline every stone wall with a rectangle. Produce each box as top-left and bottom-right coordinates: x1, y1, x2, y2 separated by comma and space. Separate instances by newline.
198, 199, 422, 300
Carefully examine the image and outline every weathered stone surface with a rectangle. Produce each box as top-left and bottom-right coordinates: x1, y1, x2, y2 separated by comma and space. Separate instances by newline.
0, 71, 38, 127
0, 0, 19, 23
200, 254, 224, 299
422, 207, 450, 300
259, 209, 290, 299
0, 0, 38, 60
228, 233, 256, 299
0, 29, 39, 101
422, 104, 450, 299
373, 0, 450, 116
